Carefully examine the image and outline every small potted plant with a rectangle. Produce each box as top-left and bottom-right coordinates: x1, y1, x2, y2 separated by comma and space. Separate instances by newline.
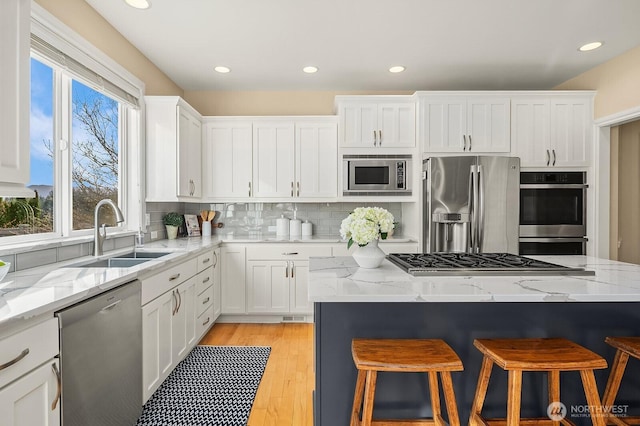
163, 212, 183, 240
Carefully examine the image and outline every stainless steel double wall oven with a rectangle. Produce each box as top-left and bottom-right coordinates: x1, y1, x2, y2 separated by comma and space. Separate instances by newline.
519, 171, 588, 255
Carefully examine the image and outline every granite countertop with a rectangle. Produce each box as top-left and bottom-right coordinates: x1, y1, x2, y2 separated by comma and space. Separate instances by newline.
308, 255, 640, 303
0, 237, 222, 333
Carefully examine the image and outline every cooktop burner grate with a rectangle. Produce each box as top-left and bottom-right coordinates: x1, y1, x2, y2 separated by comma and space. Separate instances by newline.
386, 253, 594, 276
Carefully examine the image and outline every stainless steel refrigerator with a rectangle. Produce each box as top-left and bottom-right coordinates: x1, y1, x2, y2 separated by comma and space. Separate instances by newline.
423, 156, 520, 254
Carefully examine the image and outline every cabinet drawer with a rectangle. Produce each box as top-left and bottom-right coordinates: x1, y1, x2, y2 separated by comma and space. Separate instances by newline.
141, 257, 198, 305
197, 285, 214, 317
195, 268, 214, 296
0, 317, 59, 390
197, 306, 215, 338
246, 244, 331, 260
197, 250, 214, 273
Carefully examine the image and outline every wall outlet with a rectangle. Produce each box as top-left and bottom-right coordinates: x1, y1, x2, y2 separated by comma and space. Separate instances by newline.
145, 213, 151, 226
151, 230, 158, 239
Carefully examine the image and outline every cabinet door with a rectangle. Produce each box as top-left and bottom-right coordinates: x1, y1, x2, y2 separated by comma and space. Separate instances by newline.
177, 107, 202, 198
246, 260, 289, 313
142, 291, 173, 403
221, 246, 247, 314
467, 97, 511, 153
379, 103, 416, 147
212, 248, 222, 321
421, 98, 467, 152
289, 260, 312, 314
0, 359, 60, 426
511, 98, 551, 167
296, 121, 338, 199
252, 122, 295, 198
550, 98, 592, 167
203, 121, 253, 199
172, 277, 197, 362
339, 102, 378, 147
0, 0, 30, 190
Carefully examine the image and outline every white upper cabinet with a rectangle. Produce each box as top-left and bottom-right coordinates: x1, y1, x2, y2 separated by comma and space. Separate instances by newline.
336, 97, 416, 148
145, 96, 203, 201
252, 121, 296, 198
0, 0, 33, 197
511, 93, 593, 167
202, 117, 337, 201
420, 94, 510, 153
202, 119, 253, 200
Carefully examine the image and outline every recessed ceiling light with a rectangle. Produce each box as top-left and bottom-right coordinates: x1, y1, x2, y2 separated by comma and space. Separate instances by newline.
214, 66, 231, 74
124, 0, 150, 9
303, 66, 319, 74
389, 66, 405, 73
579, 41, 603, 52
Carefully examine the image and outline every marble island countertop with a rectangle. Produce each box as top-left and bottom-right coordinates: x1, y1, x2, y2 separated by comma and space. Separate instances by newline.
308, 255, 640, 302
217, 233, 415, 243
0, 237, 223, 333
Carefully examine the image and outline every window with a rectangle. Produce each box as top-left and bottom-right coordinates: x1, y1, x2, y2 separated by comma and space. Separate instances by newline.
0, 6, 144, 242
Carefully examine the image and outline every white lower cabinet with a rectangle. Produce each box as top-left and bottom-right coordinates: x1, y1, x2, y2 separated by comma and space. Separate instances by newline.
141, 253, 203, 403
0, 317, 60, 426
0, 359, 60, 426
212, 248, 222, 321
221, 246, 247, 314
246, 259, 312, 314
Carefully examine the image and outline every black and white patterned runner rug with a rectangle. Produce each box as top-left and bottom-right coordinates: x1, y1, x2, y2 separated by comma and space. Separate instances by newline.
137, 345, 271, 426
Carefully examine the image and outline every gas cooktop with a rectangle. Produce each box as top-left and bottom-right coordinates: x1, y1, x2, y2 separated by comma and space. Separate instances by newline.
386, 253, 594, 276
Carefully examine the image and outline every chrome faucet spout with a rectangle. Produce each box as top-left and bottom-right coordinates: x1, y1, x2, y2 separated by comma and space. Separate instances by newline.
94, 199, 125, 257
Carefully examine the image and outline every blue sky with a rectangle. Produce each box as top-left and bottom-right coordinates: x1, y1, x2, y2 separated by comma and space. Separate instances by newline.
29, 58, 53, 186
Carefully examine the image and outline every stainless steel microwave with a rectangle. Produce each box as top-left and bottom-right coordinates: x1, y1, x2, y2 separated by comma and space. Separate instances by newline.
343, 154, 412, 196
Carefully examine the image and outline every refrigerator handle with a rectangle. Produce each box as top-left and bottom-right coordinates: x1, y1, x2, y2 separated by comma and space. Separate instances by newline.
468, 166, 476, 252
477, 165, 485, 251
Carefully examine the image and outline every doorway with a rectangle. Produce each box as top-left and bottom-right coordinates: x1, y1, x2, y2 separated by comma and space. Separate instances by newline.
610, 119, 640, 264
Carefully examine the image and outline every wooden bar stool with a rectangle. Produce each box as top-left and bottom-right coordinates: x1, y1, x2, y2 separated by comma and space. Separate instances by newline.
350, 338, 464, 426
470, 338, 608, 426
602, 337, 640, 426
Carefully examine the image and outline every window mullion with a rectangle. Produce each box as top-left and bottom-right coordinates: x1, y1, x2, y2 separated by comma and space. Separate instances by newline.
58, 73, 72, 237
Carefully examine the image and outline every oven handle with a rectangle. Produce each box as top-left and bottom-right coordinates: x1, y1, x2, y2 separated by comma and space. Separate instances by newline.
519, 237, 588, 242
519, 184, 588, 189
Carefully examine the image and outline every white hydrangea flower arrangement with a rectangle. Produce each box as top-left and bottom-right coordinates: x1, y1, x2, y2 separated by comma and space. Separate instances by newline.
340, 207, 395, 249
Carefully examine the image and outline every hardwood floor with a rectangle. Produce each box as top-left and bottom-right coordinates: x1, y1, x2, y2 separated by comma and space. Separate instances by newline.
199, 323, 314, 426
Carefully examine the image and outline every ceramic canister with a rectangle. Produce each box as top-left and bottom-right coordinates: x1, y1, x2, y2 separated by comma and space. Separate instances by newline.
276, 215, 290, 236
289, 218, 302, 236
302, 220, 312, 236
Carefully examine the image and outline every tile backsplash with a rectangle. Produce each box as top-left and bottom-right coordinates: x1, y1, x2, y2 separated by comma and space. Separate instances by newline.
146, 202, 404, 240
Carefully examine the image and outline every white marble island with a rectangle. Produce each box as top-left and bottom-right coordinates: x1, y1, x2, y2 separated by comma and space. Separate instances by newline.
310, 256, 640, 426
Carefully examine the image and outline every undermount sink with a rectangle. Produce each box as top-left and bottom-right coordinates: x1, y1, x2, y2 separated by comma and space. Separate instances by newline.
115, 251, 172, 259
65, 251, 172, 268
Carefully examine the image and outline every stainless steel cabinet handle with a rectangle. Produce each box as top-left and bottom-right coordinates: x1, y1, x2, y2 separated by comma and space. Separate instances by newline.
100, 299, 122, 312
468, 135, 472, 151
291, 261, 295, 278
248, 181, 252, 197
291, 181, 294, 197
169, 273, 181, 281
202, 297, 210, 304
285, 260, 289, 278
296, 182, 300, 197
378, 130, 382, 146
176, 289, 182, 313
202, 317, 211, 326
546, 149, 550, 166
552, 149, 556, 166
172, 290, 178, 315
282, 252, 299, 255
51, 362, 61, 411
373, 130, 377, 146
202, 257, 211, 264
213, 251, 218, 268
203, 276, 210, 284
0, 348, 29, 371
463, 135, 467, 151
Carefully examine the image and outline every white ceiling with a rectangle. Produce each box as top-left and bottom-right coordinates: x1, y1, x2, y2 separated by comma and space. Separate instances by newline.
84, 0, 640, 92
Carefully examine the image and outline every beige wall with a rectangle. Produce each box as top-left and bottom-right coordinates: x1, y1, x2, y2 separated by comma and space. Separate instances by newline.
555, 45, 640, 119
184, 90, 413, 116
35, 0, 183, 97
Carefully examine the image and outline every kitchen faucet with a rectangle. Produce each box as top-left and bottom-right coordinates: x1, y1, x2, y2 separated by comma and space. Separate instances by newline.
94, 199, 125, 256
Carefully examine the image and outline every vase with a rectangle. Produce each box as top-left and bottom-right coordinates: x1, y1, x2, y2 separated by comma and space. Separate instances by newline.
352, 238, 386, 269
166, 225, 179, 240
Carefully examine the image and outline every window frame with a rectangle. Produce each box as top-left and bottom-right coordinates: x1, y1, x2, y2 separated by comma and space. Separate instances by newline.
0, 4, 146, 246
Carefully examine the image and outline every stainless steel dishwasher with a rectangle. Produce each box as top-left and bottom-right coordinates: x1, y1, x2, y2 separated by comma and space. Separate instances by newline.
56, 280, 142, 426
